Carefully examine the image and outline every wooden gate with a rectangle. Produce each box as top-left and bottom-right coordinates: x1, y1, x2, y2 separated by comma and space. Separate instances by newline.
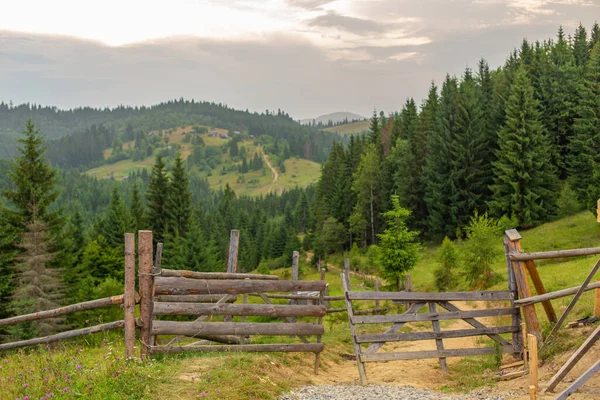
342, 275, 522, 385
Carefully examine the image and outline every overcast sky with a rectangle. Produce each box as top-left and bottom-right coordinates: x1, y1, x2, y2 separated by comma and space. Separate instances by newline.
0, 0, 598, 119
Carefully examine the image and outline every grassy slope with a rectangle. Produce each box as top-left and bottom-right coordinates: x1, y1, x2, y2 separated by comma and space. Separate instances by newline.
86, 125, 322, 196
323, 120, 369, 135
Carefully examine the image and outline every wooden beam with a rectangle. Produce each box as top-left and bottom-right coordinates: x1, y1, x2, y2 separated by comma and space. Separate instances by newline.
352, 307, 517, 325
363, 302, 426, 354
514, 281, 600, 306
429, 302, 448, 372
291, 251, 299, 323
554, 359, 600, 400
528, 334, 538, 391
355, 326, 518, 343
509, 247, 600, 261
227, 229, 240, 273
342, 272, 367, 386
152, 320, 324, 337
151, 343, 324, 354
505, 229, 522, 242
504, 237, 523, 357
160, 269, 278, 280
124, 233, 136, 359
138, 230, 153, 360
525, 260, 557, 323
0, 321, 125, 351
545, 324, 600, 393
155, 294, 237, 303
349, 291, 514, 301
360, 346, 516, 362
154, 277, 326, 295
153, 303, 327, 317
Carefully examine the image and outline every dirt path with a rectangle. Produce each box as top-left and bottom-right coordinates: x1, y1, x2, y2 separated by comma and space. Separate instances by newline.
262, 151, 280, 194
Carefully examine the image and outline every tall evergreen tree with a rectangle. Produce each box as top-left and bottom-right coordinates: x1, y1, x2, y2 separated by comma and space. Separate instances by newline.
168, 154, 192, 237
350, 144, 382, 245
489, 67, 558, 227
573, 23, 589, 67
146, 156, 170, 243
101, 186, 129, 246
368, 110, 380, 145
130, 179, 145, 232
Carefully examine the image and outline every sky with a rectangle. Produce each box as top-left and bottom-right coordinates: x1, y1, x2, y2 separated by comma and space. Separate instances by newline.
0, 0, 598, 119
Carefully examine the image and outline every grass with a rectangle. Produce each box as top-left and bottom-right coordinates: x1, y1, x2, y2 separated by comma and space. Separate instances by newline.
323, 120, 369, 135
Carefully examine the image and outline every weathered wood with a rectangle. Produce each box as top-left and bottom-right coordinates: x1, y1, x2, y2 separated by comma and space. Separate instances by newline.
258, 294, 344, 301
374, 279, 379, 308
504, 237, 523, 358
528, 333, 538, 391
0, 320, 125, 351
314, 280, 325, 375
153, 303, 327, 317
436, 301, 511, 347
242, 278, 249, 323
352, 307, 517, 325
530, 385, 537, 400
496, 370, 527, 381
523, 260, 557, 323
515, 281, 600, 306
255, 292, 310, 344
151, 320, 324, 337
227, 229, 240, 273
429, 302, 448, 372
320, 268, 326, 281
546, 259, 600, 342
154, 277, 326, 295
363, 302, 426, 354
344, 258, 350, 287
360, 346, 516, 362
326, 308, 347, 313
151, 343, 324, 354
342, 272, 367, 386
0, 295, 127, 328
522, 323, 529, 370
554, 359, 600, 400
350, 291, 514, 301
505, 229, 522, 242
156, 294, 238, 303
160, 269, 278, 280
291, 251, 300, 322
138, 230, 153, 359
510, 247, 600, 261
500, 360, 525, 370
506, 238, 541, 341
353, 307, 392, 315
124, 233, 136, 359
150, 242, 163, 347
356, 326, 518, 343
545, 324, 600, 392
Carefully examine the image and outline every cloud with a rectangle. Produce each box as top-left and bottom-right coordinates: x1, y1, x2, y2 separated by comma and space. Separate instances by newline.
306, 11, 387, 35
285, 0, 335, 10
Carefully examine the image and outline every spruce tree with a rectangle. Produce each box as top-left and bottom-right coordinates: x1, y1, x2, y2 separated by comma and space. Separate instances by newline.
489, 67, 558, 227
101, 186, 129, 246
146, 155, 170, 243
590, 22, 600, 50
573, 23, 589, 67
130, 179, 145, 232
167, 154, 192, 238
368, 110, 380, 145
350, 144, 382, 245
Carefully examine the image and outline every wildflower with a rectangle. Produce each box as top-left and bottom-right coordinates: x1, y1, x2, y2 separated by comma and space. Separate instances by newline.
23, 383, 28, 388
62, 387, 69, 393
200, 393, 206, 397
3, 360, 7, 364
217, 390, 221, 394
23, 396, 29, 400
75, 365, 82, 370
43, 368, 47, 372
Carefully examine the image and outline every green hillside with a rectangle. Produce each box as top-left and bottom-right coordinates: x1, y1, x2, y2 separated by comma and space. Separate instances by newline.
323, 120, 369, 135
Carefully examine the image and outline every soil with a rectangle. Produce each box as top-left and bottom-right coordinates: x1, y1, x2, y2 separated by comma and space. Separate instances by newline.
262, 151, 280, 195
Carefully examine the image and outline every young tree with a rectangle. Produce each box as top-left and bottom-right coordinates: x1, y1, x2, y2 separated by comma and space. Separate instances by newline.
146, 155, 170, 243
434, 237, 460, 292
489, 67, 558, 227
557, 182, 580, 226
351, 144, 382, 245
377, 195, 420, 291
463, 213, 499, 289
101, 186, 129, 247
167, 154, 191, 237
368, 110, 380, 145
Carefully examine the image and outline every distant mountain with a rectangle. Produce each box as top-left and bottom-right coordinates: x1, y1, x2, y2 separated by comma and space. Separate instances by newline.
300, 112, 365, 125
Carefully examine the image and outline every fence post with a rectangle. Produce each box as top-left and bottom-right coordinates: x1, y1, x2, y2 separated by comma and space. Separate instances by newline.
595, 199, 600, 317
124, 233, 136, 359
321, 268, 329, 308
138, 230, 153, 360
344, 258, 350, 287
374, 279, 380, 309
224, 230, 240, 323
291, 251, 299, 322
150, 243, 163, 347
504, 237, 524, 358
528, 333, 539, 391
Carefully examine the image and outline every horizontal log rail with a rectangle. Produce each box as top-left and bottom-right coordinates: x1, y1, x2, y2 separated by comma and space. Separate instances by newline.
153, 302, 327, 317
0, 320, 125, 351
151, 320, 324, 337
254, 294, 345, 301
151, 343, 324, 354
356, 326, 518, 343
0, 294, 136, 328
515, 281, 600, 306
359, 345, 516, 362
154, 277, 326, 296
349, 290, 514, 302
353, 307, 392, 315
155, 294, 238, 303
160, 269, 279, 280
351, 307, 518, 325
509, 248, 600, 261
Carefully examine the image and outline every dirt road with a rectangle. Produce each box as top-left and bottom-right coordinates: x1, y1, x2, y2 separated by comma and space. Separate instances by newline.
262, 151, 280, 194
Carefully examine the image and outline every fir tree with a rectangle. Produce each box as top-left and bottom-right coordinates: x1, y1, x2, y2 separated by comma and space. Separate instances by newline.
350, 144, 382, 245
368, 110, 380, 145
101, 186, 129, 247
168, 154, 192, 237
489, 67, 558, 227
434, 237, 460, 292
146, 155, 170, 243
130, 179, 145, 232
573, 23, 589, 67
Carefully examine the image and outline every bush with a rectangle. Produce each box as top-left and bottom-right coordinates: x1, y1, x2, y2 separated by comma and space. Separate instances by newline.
434, 237, 460, 291
463, 212, 500, 289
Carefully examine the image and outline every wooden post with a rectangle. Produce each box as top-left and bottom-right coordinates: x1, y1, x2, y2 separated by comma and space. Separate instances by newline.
374, 279, 380, 309
505, 230, 541, 341
525, 260, 557, 323
242, 278, 249, 323
595, 198, 600, 317
320, 268, 328, 308
291, 251, 299, 323
528, 333, 538, 391
529, 385, 537, 400
138, 230, 153, 360
522, 323, 529, 370
150, 242, 163, 347
344, 258, 350, 287
429, 302, 448, 372
124, 233, 136, 359
504, 238, 523, 358
341, 273, 367, 385
227, 230, 240, 273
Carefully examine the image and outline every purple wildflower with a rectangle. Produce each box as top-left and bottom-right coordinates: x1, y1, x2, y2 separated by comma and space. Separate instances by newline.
23, 396, 29, 400
75, 365, 82, 370
3, 359, 7, 364
200, 393, 206, 397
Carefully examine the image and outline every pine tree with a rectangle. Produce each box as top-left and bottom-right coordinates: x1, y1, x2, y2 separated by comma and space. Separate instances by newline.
0, 204, 18, 321
590, 22, 600, 50
130, 179, 145, 232
168, 154, 192, 237
368, 110, 380, 145
146, 156, 170, 243
489, 67, 558, 227
350, 144, 382, 245
101, 186, 129, 246
573, 23, 589, 67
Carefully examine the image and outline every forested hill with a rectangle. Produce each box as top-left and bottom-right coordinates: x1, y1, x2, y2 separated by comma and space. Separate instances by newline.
0, 99, 344, 164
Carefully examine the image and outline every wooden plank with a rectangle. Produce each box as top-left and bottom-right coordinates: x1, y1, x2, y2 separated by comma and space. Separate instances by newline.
504, 237, 523, 357
353, 307, 392, 315
155, 294, 238, 303
344, 258, 350, 288
497, 370, 527, 381
314, 280, 325, 375
528, 334, 538, 391
255, 292, 310, 344
0, 294, 127, 328
153, 303, 327, 317
546, 258, 600, 342
545, 324, 600, 392
360, 346, 516, 362
510, 247, 600, 261
0, 320, 125, 351
154, 277, 326, 295
506, 238, 541, 341
124, 233, 136, 359
363, 302, 426, 354
150, 242, 163, 347
515, 281, 600, 306
525, 260, 557, 323
352, 307, 517, 325
436, 301, 512, 347
500, 360, 525, 370
160, 269, 278, 280
554, 359, 600, 400
505, 229, 522, 242
291, 251, 299, 323
429, 302, 448, 372
342, 272, 367, 386
138, 230, 153, 360
356, 326, 518, 343
151, 343, 324, 354
152, 320, 324, 337
349, 291, 514, 301
259, 294, 344, 301
227, 229, 240, 273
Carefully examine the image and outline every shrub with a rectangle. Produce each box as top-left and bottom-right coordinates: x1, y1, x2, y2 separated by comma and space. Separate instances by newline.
434, 237, 460, 291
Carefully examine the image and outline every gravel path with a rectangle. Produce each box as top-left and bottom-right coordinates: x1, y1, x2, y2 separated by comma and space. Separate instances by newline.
279, 384, 515, 400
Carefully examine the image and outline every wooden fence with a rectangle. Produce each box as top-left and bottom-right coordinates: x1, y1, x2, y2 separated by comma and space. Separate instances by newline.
341, 273, 522, 385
